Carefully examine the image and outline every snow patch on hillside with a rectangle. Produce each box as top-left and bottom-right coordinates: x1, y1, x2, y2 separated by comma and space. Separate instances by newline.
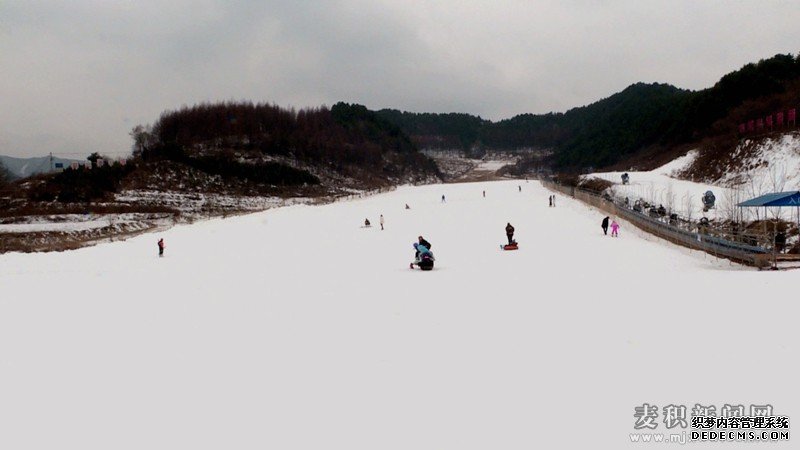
589, 134, 800, 223
718, 134, 800, 189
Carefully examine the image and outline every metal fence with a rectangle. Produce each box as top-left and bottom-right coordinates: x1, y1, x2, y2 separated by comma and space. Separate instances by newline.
541, 180, 772, 267
309, 186, 397, 206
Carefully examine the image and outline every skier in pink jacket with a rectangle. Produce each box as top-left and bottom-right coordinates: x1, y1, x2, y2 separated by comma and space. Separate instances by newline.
610, 220, 620, 237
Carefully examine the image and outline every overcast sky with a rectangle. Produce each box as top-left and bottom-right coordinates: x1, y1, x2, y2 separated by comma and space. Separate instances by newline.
1, 1, 798, 158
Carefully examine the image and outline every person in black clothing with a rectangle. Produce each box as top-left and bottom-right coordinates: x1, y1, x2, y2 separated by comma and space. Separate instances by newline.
775, 231, 787, 253
601, 216, 609, 235
418, 236, 431, 250
505, 223, 515, 245
415, 236, 432, 258
158, 238, 165, 257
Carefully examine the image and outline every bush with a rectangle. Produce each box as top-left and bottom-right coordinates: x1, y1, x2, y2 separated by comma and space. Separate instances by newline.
28, 163, 134, 203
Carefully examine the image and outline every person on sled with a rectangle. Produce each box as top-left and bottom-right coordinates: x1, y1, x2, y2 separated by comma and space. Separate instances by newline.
412, 242, 434, 267
505, 223, 515, 245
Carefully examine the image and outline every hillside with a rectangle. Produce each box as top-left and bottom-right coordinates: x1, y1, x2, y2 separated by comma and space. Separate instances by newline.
378, 52, 800, 172
1, 102, 441, 253
136, 101, 439, 189
0, 155, 83, 179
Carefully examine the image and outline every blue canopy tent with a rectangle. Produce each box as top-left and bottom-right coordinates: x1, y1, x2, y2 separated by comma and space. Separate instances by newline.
738, 191, 800, 261
737, 191, 800, 207
738, 191, 800, 226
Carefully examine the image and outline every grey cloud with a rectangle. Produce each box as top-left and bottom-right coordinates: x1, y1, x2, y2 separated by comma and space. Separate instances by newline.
1, 1, 797, 157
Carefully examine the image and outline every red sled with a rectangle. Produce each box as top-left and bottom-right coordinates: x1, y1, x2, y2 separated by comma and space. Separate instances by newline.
502, 242, 519, 251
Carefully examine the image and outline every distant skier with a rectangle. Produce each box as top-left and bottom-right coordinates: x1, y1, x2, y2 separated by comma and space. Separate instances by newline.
601, 216, 609, 235
610, 220, 620, 237
505, 222, 515, 245
441, 194, 446, 203
549, 195, 553, 207
552, 195, 556, 207
379, 214, 385, 231
482, 190, 486, 198
518, 185, 522, 192
157, 238, 165, 257
364, 218, 371, 227
405, 203, 411, 209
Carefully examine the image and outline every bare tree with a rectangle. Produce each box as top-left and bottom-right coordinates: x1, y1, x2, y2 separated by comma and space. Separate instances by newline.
683, 193, 694, 223
647, 182, 657, 206
744, 173, 768, 222
767, 164, 787, 221
130, 125, 156, 158
665, 183, 676, 214
720, 187, 744, 223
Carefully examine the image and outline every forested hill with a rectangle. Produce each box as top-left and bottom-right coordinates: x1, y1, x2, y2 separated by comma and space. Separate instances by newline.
136, 101, 439, 188
377, 83, 689, 167
377, 53, 800, 171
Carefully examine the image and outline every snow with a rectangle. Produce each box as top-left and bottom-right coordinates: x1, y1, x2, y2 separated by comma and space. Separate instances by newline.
475, 159, 511, 171
115, 189, 301, 213
590, 137, 800, 223
0, 180, 796, 449
719, 134, 800, 189
0, 219, 112, 233
589, 152, 755, 222
588, 152, 734, 220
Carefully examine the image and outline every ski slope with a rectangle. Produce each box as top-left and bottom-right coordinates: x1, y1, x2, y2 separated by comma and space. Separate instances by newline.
1, 180, 796, 449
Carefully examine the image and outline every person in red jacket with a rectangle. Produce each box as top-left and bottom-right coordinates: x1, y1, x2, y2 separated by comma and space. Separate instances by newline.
158, 238, 165, 257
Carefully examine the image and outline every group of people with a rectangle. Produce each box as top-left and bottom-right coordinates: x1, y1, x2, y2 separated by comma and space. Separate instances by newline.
411, 235, 434, 268
157, 189, 616, 260
364, 215, 385, 230
601, 216, 620, 237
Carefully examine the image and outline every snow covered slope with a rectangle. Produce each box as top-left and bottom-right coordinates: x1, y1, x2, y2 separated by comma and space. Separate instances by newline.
591, 134, 800, 222
588, 151, 736, 220
714, 133, 800, 189
0, 180, 796, 449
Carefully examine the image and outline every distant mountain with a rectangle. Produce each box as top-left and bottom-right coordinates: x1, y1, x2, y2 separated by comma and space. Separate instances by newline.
0, 155, 84, 179
378, 53, 800, 171
377, 82, 691, 167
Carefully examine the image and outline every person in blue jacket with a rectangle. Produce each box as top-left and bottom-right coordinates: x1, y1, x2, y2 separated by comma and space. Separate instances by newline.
412, 242, 433, 264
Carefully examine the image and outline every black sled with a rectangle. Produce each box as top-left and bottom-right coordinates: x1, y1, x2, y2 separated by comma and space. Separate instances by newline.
410, 254, 435, 271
